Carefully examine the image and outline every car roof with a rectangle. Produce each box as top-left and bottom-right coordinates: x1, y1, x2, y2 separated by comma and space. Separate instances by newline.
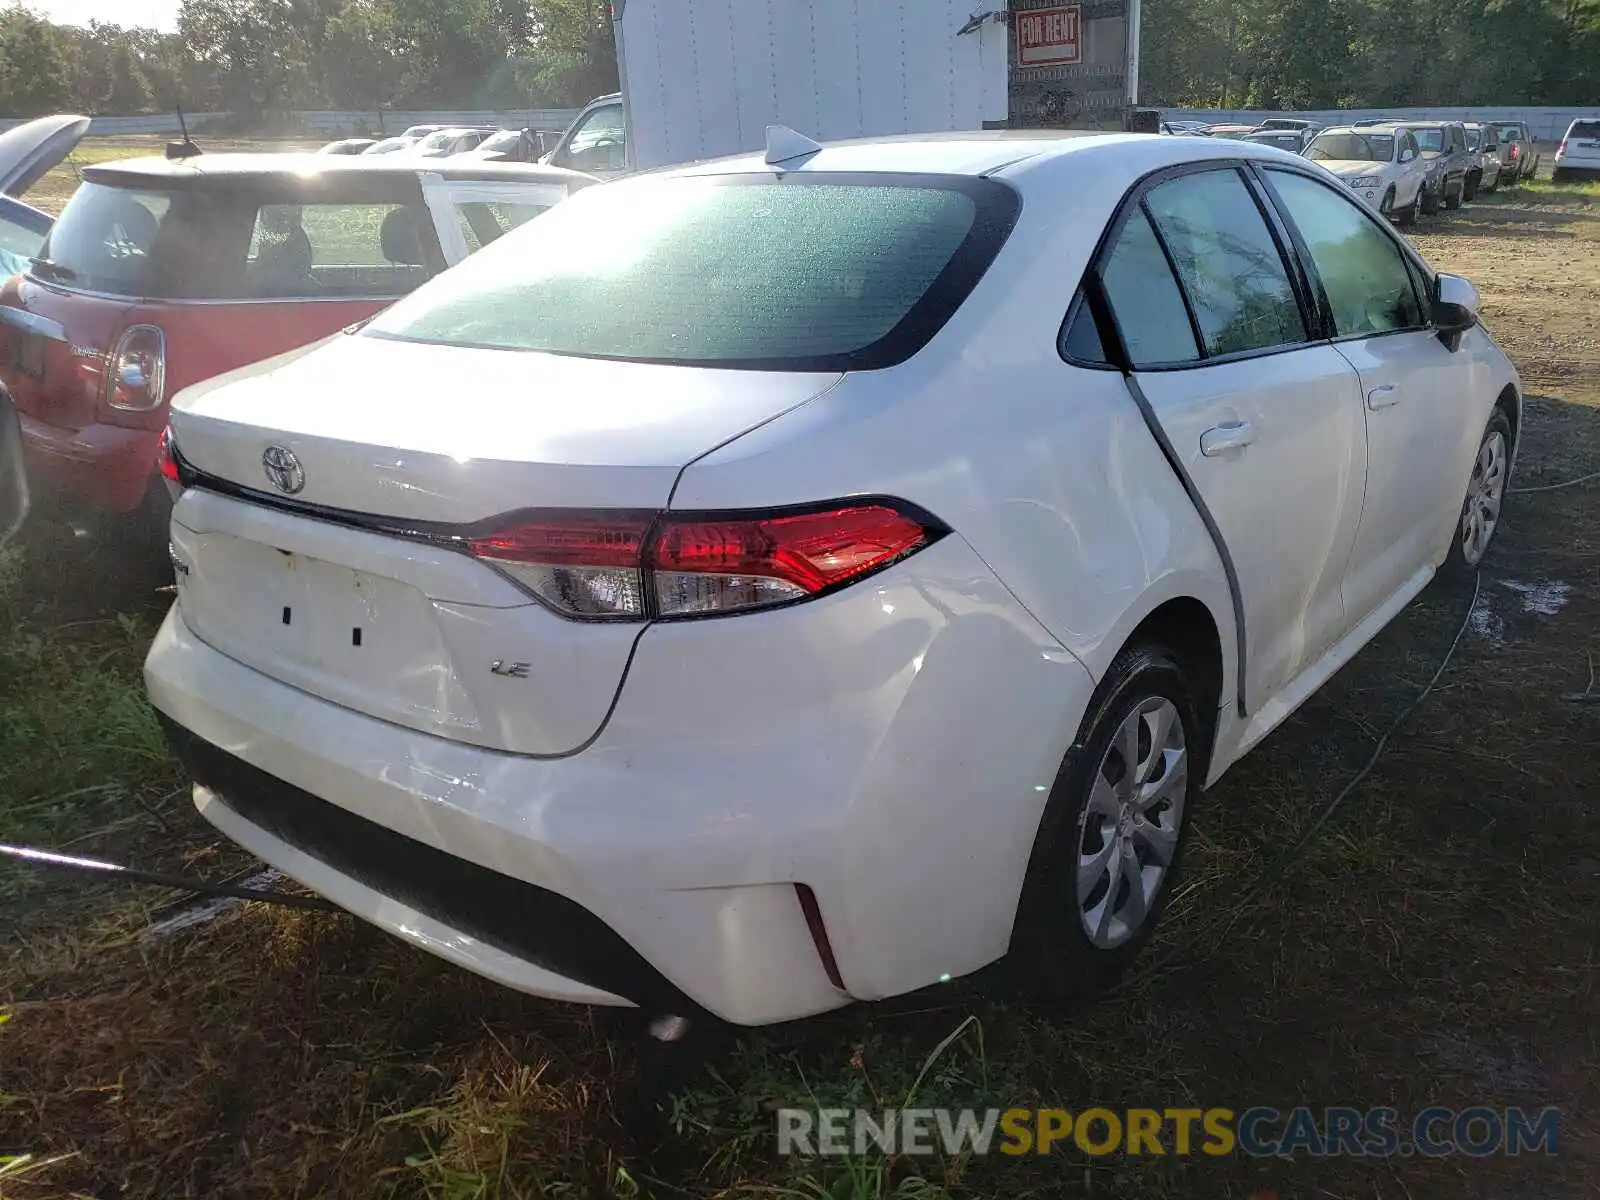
1322, 123, 1402, 133
657, 129, 1316, 186
81, 153, 592, 189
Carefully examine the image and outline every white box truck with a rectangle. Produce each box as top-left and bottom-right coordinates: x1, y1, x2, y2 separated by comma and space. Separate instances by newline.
543, 0, 1139, 178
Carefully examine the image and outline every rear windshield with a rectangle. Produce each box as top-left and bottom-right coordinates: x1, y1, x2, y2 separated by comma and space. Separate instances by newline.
1569, 120, 1600, 139
1496, 125, 1524, 142
37, 180, 434, 300
364, 174, 1020, 371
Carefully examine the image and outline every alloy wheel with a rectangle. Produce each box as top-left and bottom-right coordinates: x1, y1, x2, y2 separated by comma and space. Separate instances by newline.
1461, 430, 1508, 565
1075, 697, 1188, 949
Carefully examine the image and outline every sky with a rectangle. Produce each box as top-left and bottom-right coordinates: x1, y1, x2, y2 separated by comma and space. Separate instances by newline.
22, 0, 180, 31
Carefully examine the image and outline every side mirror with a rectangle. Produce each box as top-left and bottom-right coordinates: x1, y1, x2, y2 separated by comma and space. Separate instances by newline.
1433, 273, 1479, 350
0, 388, 29, 546
1400, 147, 1416, 163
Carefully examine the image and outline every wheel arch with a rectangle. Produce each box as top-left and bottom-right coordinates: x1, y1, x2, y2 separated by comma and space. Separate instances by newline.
1121, 596, 1225, 779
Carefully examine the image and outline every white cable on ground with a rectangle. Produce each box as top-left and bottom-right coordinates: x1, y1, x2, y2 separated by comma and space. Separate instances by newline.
1107, 570, 1483, 995
1511, 469, 1600, 495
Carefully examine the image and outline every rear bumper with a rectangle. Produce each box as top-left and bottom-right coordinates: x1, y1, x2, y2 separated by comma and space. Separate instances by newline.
145, 534, 1095, 1025
19, 411, 159, 514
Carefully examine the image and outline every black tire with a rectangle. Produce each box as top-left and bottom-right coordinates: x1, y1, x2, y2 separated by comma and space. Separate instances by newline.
1395, 190, 1419, 226
1552, 167, 1570, 184
1464, 171, 1480, 202
1443, 409, 1513, 580
1443, 178, 1464, 210
1011, 644, 1203, 1000
1421, 185, 1440, 215
1379, 187, 1396, 219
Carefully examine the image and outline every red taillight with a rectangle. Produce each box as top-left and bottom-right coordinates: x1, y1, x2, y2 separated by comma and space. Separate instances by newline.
105, 324, 167, 412
156, 426, 180, 484
467, 502, 937, 620
1558, 140, 1568, 156
1507, 143, 1521, 163
651, 505, 930, 616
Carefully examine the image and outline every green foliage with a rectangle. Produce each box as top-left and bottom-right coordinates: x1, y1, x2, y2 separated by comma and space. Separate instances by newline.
1143, 0, 1600, 108
0, 0, 620, 118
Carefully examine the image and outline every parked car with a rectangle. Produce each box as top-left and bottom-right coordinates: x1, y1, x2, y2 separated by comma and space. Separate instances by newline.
1493, 121, 1541, 183
400, 124, 448, 140
451, 128, 552, 163
1397, 121, 1470, 213
1463, 123, 1504, 195
1252, 118, 1323, 148
319, 138, 377, 156
1304, 124, 1426, 224
361, 136, 418, 156
1203, 123, 1258, 139
1240, 130, 1308, 154
412, 128, 496, 158
1552, 118, 1600, 182
542, 94, 629, 178
0, 144, 592, 534
1161, 120, 1210, 135
147, 130, 1521, 1026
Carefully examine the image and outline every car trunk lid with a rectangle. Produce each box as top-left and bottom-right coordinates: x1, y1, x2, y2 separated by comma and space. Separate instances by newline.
167, 333, 841, 754
0, 114, 90, 198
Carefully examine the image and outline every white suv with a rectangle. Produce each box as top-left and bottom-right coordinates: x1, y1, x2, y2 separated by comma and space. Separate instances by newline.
1305, 124, 1428, 224
1552, 118, 1600, 182
147, 133, 1521, 1027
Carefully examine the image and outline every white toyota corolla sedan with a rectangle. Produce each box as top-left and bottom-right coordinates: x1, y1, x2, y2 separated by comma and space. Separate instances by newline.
146, 130, 1521, 1026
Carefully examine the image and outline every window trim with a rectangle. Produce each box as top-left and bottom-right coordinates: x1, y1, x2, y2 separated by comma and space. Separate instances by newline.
1253, 163, 1435, 345
368, 171, 1023, 373
1058, 158, 1318, 373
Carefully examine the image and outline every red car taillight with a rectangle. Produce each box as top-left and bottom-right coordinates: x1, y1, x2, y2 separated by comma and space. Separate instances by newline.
156, 425, 180, 485
468, 502, 939, 621
105, 325, 167, 412
1507, 143, 1521, 163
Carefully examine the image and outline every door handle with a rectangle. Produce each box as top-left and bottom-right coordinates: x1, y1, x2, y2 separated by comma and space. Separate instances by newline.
1200, 420, 1255, 456
1367, 384, 1402, 409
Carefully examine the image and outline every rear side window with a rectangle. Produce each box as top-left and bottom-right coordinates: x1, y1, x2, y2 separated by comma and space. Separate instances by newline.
1142, 170, 1306, 357
1095, 209, 1200, 366
245, 202, 431, 298
0, 200, 48, 281
39, 182, 172, 294
365, 175, 1019, 371
455, 201, 552, 253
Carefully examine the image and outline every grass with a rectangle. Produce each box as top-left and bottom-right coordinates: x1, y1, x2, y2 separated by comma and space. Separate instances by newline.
0, 166, 1597, 1200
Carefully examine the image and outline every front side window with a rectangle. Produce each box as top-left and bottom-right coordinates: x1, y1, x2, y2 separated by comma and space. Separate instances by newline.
563, 105, 626, 173
245, 202, 431, 298
1466, 129, 1482, 151
1143, 169, 1306, 358
1411, 128, 1445, 153
1096, 209, 1200, 366
1266, 171, 1425, 338
366, 175, 1017, 370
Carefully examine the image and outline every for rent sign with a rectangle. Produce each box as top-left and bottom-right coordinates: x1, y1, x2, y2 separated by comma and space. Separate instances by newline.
1015, 5, 1083, 67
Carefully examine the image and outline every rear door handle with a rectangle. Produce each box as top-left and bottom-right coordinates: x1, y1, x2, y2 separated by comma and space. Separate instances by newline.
1367, 384, 1402, 409
1200, 420, 1256, 456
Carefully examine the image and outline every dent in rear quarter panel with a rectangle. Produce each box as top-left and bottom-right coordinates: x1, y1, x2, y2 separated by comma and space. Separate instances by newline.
669, 356, 1238, 716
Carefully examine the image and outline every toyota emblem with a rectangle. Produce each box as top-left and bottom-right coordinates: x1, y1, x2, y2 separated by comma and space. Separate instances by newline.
261, 445, 305, 495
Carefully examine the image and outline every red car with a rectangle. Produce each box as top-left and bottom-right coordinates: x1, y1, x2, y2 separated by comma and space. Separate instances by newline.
0, 124, 591, 534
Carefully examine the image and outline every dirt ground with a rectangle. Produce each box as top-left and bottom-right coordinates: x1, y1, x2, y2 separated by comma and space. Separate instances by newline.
0, 147, 1596, 1199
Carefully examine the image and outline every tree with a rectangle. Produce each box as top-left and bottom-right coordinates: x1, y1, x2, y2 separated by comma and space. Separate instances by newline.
0, 7, 76, 117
